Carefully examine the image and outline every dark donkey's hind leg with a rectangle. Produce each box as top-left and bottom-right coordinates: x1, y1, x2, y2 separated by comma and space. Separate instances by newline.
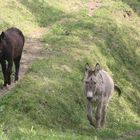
0, 59, 7, 87
14, 56, 21, 81
7, 59, 13, 85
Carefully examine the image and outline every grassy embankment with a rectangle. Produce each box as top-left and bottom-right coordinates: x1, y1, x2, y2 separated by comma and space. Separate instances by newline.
0, 0, 140, 139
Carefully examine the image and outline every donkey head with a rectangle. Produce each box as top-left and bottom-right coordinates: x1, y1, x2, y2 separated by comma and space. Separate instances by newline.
0, 32, 5, 42
84, 63, 101, 101
0, 32, 5, 56
0, 32, 5, 55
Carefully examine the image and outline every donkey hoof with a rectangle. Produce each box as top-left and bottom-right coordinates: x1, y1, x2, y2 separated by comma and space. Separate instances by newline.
95, 126, 101, 130
4, 84, 11, 90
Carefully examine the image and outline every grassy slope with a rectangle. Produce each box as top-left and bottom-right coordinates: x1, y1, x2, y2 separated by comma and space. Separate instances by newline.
0, 0, 140, 139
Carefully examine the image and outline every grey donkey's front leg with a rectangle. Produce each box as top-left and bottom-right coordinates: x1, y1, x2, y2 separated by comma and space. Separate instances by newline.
87, 101, 95, 127
101, 104, 107, 127
95, 100, 103, 129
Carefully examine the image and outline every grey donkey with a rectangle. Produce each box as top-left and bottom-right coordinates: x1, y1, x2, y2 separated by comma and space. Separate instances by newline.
83, 63, 121, 129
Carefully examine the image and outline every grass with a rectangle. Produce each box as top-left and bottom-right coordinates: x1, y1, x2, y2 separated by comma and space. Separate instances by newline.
0, 0, 140, 139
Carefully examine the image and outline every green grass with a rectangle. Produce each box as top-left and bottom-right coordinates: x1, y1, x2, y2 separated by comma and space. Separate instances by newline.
0, 0, 140, 139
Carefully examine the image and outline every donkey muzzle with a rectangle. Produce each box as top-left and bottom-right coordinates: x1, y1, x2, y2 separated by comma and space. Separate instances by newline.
87, 97, 93, 101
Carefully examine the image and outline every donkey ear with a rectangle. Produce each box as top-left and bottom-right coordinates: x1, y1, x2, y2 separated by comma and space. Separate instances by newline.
94, 63, 100, 74
0, 32, 5, 40
84, 63, 90, 73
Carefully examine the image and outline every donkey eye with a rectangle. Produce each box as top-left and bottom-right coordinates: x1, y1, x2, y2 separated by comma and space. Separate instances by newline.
93, 81, 96, 84
85, 81, 89, 84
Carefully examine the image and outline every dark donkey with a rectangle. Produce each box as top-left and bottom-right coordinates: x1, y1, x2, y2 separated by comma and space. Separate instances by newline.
0, 27, 24, 89
83, 63, 121, 129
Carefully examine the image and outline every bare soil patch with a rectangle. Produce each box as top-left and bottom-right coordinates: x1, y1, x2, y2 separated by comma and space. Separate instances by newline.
86, 0, 102, 16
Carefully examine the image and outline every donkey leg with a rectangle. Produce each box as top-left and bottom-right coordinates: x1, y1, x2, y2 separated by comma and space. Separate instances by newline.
95, 101, 103, 129
87, 101, 95, 127
101, 104, 107, 127
6, 60, 13, 85
0, 60, 7, 87
14, 56, 21, 81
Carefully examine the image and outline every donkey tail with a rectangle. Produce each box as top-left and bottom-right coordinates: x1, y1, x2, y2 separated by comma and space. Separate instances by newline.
114, 84, 121, 96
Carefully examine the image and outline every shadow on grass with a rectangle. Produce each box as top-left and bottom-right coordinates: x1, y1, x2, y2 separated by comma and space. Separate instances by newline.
19, 0, 68, 27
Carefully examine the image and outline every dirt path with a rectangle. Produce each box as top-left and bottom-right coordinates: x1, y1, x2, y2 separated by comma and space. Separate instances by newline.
0, 26, 50, 96
86, 0, 102, 16
21, 27, 50, 75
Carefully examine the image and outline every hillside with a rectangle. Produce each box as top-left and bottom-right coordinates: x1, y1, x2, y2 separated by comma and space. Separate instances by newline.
0, 0, 140, 139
